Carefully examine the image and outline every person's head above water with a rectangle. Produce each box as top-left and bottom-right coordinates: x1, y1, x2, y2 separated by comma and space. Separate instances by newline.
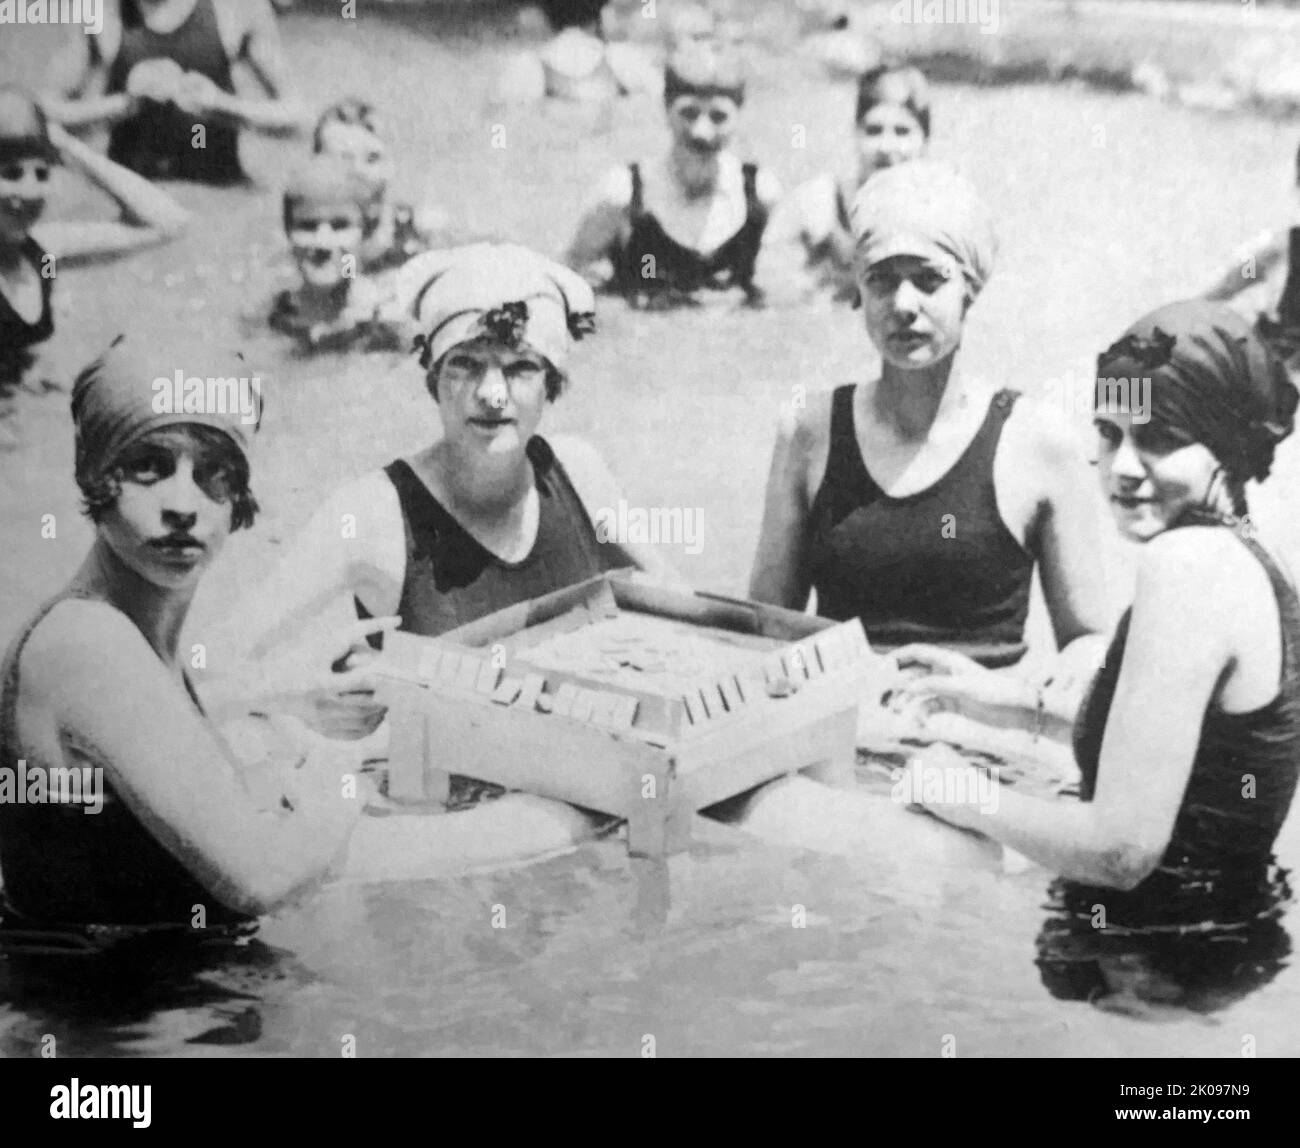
1093, 300, 1298, 538
312, 98, 394, 200
849, 160, 995, 371
540, 0, 608, 33
409, 243, 596, 402
282, 155, 371, 290
853, 63, 930, 183
71, 333, 264, 585
0, 87, 60, 245
662, 42, 745, 159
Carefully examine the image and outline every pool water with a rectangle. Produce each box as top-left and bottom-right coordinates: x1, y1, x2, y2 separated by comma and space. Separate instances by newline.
3, 4, 1300, 1056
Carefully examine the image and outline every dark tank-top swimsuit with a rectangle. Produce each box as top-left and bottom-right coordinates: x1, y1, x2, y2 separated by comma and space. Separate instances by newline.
608, 162, 768, 304
381, 435, 630, 637
806, 385, 1034, 668
104, 0, 244, 184
0, 591, 255, 951
0, 238, 54, 388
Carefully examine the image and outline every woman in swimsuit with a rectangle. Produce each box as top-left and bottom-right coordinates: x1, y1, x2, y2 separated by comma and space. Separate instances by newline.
0, 87, 188, 444
311, 99, 454, 275
563, 43, 780, 308
905, 301, 1300, 950
215, 243, 680, 771
749, 159, 1111, 683
761, 63, 931, 305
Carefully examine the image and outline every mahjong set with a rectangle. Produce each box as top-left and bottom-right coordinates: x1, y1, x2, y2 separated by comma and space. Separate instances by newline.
375, 574, 886, 856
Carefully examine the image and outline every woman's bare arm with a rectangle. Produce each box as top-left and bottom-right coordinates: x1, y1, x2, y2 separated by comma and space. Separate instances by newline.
915, 531, 1232, 888
32, 122, 189, 265
26, 600, 366, 915
748, 402, 816, 610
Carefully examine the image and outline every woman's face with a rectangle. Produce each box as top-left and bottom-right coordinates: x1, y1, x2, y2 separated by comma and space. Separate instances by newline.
287, 198, 365, 289
0, 155, 51, 244
667, 95, 739, 157
1094, 410, 1222, 542
859, 253, 967, 370
317, 120, 394, 200
435, 340, 550, 459
99, 434, 237, 592
855, 103, 926, 184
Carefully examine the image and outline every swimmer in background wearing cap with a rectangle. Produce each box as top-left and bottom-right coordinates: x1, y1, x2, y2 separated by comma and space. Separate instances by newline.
563, 42, 781, 308
213, 243, 682, 802
43, 0, 306, 185
0, 87, 188, 444
266, 154, 399, 353
311, 99, 456, 276
749, 160, 1110, 689
760, 63, 932, 306
494, 0, 661, 106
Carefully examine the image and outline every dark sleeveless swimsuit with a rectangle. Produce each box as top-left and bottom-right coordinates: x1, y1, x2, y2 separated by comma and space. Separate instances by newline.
378, 436, 628, 638
1035, 528, 1300, 1010
0, 591, 256, 953
0, 238, 54, 390
608, 162, 768, 305
806, 385, 1034, 668
367, 439, 629, 808
104, 0, 244, 184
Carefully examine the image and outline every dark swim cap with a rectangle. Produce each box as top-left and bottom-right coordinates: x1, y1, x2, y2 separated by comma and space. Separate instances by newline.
0, 87, 59, 166
1097, 299, 1298, 483
663, 43, 745, 106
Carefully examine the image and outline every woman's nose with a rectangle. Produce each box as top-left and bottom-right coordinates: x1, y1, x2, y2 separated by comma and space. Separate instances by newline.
159, 463, 203, 518
475, 369, 509, 409
892, 279, 922, 315
1110, 435, 1146, 478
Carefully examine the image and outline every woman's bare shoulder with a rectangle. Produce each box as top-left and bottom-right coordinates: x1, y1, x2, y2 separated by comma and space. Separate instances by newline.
18, 597, 154, 698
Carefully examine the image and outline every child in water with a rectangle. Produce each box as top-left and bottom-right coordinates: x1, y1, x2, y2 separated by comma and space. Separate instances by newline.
311, 99, 454, 274
267, 155, 397, 353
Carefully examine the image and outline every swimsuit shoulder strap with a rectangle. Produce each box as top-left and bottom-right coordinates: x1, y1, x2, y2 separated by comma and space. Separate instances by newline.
819, 383, 877, 498
628, 162, 644, 216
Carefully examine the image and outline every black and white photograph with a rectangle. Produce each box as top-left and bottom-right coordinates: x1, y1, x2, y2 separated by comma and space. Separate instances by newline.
1, 0, 1299, 1088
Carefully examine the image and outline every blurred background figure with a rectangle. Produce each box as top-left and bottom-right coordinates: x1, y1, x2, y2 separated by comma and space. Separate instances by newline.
496, 0, 661, 105
44, 0, 305, 185
564, 41, 779, 307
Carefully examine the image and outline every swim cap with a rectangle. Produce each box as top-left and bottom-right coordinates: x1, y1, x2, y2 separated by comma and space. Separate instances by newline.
0, 87, 58, 166
850, 159, 997, 297
72, 334, 264, 488
403, 243, 596, 377
281, 154, 372, 233
663, 42, 745, 106
1096, 299, 1298, 484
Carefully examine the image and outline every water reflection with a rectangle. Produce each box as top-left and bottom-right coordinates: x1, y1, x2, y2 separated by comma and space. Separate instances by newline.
1035, 863, 1292, 1017
0, 933, 301, 1055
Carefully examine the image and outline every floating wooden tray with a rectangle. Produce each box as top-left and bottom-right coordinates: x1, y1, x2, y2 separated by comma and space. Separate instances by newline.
374, 574, 889, 856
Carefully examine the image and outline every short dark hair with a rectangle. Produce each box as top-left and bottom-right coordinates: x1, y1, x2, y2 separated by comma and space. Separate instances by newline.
855, 64, 932, 137
79, 425, 259, 531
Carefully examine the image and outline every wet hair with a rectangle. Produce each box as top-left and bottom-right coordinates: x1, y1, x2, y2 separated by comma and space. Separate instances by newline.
854, 64, 932, 137
79, 424, 259, 530
0, 86, 59, 167
311, 98, 384, 153
425, 344, 566, 405
540, 0, 607, 32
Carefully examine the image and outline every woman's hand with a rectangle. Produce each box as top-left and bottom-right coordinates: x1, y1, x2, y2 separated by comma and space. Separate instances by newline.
890, 643, 989, 680
125, 58, 186, 106
891, 671, 1038, 734
250, 616, 401, 740
898, 743, 990, 832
